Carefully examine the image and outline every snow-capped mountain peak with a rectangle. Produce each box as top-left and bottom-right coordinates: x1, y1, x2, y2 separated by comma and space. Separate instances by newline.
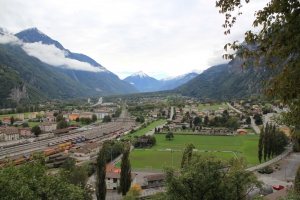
131, 71, 149, 78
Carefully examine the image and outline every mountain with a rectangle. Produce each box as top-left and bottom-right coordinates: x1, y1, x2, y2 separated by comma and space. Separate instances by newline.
0, 42, 98, 107
123, 70, 202, 92
123, 71, 161, 92
159, 70, 202, 90
15, 28, 139, 95
174, 57, 279, 100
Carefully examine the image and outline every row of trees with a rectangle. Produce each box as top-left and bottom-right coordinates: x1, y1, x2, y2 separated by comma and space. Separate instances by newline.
258, 123, 289, 163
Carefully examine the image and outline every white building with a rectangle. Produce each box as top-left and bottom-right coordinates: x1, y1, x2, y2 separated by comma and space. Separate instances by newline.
105, 172, 137, 190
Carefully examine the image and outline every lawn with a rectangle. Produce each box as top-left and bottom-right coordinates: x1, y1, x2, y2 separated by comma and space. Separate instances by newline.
121, 119, 166, 138
27, 122, 41, 127
116, 134, 263, 170
196, 104, 229, 111
0, 112, 36, 120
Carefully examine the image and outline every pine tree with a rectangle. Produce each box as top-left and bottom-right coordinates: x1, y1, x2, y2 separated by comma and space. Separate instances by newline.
270, 124, 276, 157
263, 123, 269, 161
258, 127, 264, 163
96, 146, 107, 200
181, 143, 195, 168
120, 146, 132, 196
267, 124, 274, 159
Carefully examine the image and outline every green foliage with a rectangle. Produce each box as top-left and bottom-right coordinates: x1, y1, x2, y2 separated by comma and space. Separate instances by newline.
31, 125, 41, 137
0, 160, 91, 200
120, 145, 132, 196
181, 143, 195, 168
92, 114, 97, 122
259, 123, 289, 162
96, 145, 107, 200
295, 165, 300, 192
165, 132, 174, 140
60, 158, 89, 188
102, 115, 111, 123
163, 153, 262, 200
216, 0, 300, 126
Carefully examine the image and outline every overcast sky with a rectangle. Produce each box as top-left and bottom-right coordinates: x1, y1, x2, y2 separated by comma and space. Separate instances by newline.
0, 0, 268, 79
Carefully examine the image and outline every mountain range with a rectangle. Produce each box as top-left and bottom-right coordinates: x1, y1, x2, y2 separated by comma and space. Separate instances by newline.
123, 70, 202, 92
0, 26, 277, 107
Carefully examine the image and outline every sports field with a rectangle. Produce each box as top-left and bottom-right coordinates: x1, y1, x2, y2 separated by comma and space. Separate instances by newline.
116, 134, 261, 170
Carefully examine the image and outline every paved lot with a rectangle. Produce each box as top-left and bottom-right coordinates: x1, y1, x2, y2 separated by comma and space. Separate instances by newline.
255, 152, 300, 189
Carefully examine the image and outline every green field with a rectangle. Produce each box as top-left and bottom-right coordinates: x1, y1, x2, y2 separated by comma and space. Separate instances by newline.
0, 112, 36, 120
196, 104, 229, 111
116, 134, 262, 170
121, 119, 166, 138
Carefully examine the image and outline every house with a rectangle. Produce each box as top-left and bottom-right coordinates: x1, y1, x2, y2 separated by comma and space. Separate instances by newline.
82, 142, 101, 154
74, 148, 91, 157
52, 128, 69, 136
0, 127, 20, 141
39, 122, 57, 132
17, 114, 24, 120
143, 173, 166, 188
28, 113, 36, 119
18, 127, 34, 137
106, 172, 137, 190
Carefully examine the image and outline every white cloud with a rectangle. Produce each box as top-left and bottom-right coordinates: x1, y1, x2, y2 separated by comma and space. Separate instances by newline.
22, 42, 104, 72
0, 0, 270, 79
0, 34, 20, 44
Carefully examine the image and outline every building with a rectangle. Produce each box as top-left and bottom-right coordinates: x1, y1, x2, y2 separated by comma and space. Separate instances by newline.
143, 173, 166, 188
105, 172, 137, 190
0, 127, 20, 141
38, 122, 57, 132
17, 114, 24, 120
18, 127, 34, 137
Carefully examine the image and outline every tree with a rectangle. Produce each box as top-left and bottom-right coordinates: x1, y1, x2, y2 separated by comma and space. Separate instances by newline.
163, 153, 262, 200
258, 127, 264, 163
246, 117, 251, 125
216, 0, 300, 126
10, 116, 14, 125
22, 122, 29, 128
31, 125, 41, 137
204, 115, 209, 125
123, 184, 142, 200
57, 119, 68, 129
92, 114, 97, 122
60, 158, 89, 188
103, 115, 111, 123
120, 146, 132, 196
0, 160, 91, 200
165, 132, 174, 140
96, 146, 107, 200
181, 143, 195, 168
56, 114, 64, 122
226, 117, 240, 130
193, 116, 202, 126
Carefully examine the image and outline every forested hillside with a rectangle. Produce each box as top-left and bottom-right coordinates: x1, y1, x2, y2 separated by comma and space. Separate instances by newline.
0, 43, 99, 107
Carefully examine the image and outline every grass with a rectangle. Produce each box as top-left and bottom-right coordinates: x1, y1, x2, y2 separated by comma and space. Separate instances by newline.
27, 122, 41, 127
122, 119, 166, 138
116, 134, 263, 170
0, 112, 36, 120
196, 104, 229, 111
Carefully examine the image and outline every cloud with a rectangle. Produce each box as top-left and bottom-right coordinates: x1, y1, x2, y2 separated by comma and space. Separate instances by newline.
21, 42, 105, 72
0, 29, 20, 44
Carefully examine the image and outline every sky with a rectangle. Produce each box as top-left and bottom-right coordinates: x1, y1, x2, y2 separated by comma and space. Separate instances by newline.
0, 0, 269, 80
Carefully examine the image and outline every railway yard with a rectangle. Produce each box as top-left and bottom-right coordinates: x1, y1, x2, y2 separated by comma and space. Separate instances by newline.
0, 117, 136, 167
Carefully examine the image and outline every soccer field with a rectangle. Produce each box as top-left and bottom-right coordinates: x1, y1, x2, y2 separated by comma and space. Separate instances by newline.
116, 134, 261, 169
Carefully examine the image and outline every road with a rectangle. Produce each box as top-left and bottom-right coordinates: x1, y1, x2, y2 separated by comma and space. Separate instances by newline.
227, 102, 261, 134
